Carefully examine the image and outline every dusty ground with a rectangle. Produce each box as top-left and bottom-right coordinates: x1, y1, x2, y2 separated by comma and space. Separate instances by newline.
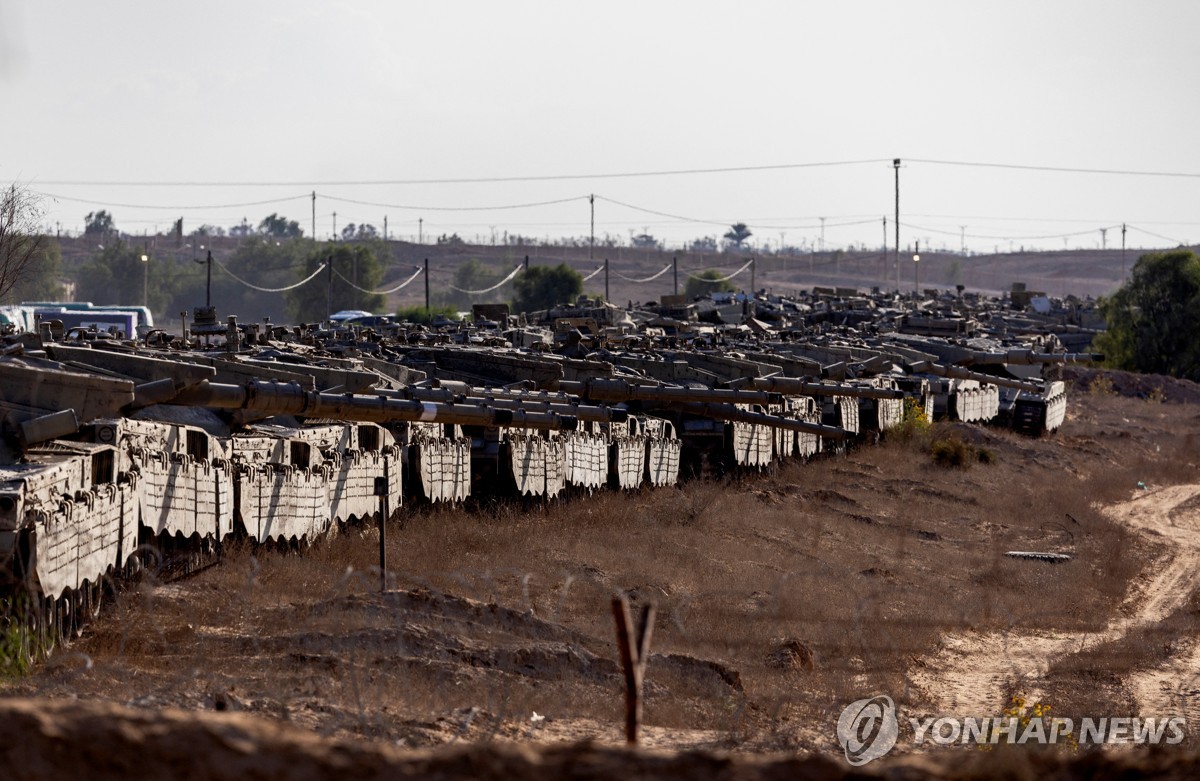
4, 369, 1200, 778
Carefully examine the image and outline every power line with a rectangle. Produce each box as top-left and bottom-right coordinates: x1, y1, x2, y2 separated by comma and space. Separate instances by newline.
909, 158, 1200, 179
595, 196, 731, 227
1127, 224, 1190, 246
320, 193, 589, 211
612, 263, 673, 283
684, 259, 754, 282
903, 220, 1123, 242
213, 258, 328, 293
908, 212, 1200, 228
30, 190, 312, 210
16, 159, 889, 187
332, 266, 424, 295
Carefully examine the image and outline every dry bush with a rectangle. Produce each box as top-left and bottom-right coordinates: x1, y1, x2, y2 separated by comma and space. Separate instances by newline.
930, 436, 973, 467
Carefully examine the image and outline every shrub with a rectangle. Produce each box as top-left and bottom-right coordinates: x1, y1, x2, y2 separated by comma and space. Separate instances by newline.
930, 436, 973, 468
891, 398, 932, 444
1089, 374, 1115, 396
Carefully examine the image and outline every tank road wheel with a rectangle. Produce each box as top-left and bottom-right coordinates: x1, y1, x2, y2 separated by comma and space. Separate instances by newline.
53, 594, 74, 649
69, 589, 85, 640
37, 594, 56, 657
8, 593, 42, 667
82, 579, 104, 624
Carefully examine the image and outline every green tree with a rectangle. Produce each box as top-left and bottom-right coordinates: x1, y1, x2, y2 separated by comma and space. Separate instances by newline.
1094, 249, 1200, 380
258, 213, 303, 239
76, 242, 181, 313
395, 304, 460, 325
341, 223, 379, 241
512, 263, 583, 313
285, 243, 386, 321
723, 222, 752, 249
184, 237, 310, 323
435, 258, 506, 309
84, 210, 115, 237
684, 269, 735, 300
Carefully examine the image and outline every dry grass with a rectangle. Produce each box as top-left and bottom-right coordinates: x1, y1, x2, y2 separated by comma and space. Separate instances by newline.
4, 378, 1197, 754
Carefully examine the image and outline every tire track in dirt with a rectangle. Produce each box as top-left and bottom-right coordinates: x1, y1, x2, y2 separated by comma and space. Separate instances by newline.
909, 483, 1200, 719
1119, 485, 1200, 726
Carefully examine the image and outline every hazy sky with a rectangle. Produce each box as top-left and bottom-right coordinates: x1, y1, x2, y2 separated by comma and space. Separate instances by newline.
3, 0, 1199, 252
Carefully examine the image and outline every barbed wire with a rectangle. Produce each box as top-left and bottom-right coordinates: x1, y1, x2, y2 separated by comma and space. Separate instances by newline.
580, 265, 604, 282
332, 266, 424, 295
212, 257, 327, 293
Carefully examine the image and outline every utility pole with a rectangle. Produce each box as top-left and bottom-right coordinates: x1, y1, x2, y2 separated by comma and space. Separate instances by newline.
326, 254, 334, 319
882, 216, 888, 286
589, 194, 595, 264
1121, 223, 1127, 282
140, 249, 149, 308
673, 256, 678, 295
311, 191, 316, 240
913, 240, 920, 295
333, 211, 337, 241
384, 215, 388, 241
418, 218, 423, 245
819, 217, 826, 253
960, 226, 966, 255
1100, 227, 1108, 250
424, 258, 430, 311
893, 159, 901, 292
604, 258, 609, 301
205, 249, 213, 308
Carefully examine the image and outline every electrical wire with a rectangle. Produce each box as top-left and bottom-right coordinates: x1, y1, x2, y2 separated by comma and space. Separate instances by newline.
21, 159, 889, 187
612, 262, 673, 283
909, 158, 1200, 179
332, 266, 424, 295
30, 190, 312, 211
595, 196, 728, 227
320, 194, 589, 212
1127, 224, 1190, 246
213, 259, 328, 292
684, 259, 754, 282
902, 220, 1124, 242
446, 264, 524, 294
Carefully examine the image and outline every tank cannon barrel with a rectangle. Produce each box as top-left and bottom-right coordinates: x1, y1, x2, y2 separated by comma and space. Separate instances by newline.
381, 386, 628, 423
679, 402, 849, 440
556, 378, 778, 405
911, 362, 1044, 393
963, 350, 1105, 366
745, 376, 905, 400
171, 380, 584, 431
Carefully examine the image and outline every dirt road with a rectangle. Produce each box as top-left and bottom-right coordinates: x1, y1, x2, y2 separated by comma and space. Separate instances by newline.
911, 482, 1200, 720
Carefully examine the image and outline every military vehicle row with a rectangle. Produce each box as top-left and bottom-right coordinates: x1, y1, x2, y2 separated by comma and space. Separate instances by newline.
0, 286, 1100, 657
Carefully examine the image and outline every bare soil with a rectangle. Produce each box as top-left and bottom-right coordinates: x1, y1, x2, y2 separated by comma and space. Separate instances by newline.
4, 369, 1200, 778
